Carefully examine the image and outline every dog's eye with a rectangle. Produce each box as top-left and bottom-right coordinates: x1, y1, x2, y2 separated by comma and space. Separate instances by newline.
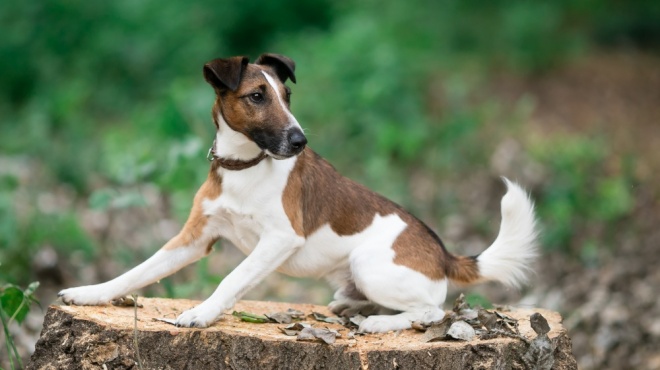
249, 93, 264, 103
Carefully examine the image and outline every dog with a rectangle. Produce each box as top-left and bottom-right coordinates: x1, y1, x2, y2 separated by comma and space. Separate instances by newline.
59, 53, 538, 333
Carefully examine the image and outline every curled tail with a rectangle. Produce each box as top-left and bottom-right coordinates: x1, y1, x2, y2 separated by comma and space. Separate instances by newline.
446, 178, 538, 288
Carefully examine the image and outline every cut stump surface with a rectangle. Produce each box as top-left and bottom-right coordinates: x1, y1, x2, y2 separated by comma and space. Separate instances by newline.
28, 298, 577, 369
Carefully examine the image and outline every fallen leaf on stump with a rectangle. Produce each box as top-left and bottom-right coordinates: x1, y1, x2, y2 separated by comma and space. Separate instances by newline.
111, 296, 143, 308
478, 309, 498, 331
446, 321, 476, 341
411, 321, 429, 332
423, 317, 454, 342
523, 313, 555, 370
232, 311, 270, 323
279, 322, 310, 336
266, 311, 294, 324
297, 327, 340, 344
530, 312, 551, 335
153, 317, 177, 325
348, 314, 366, 328
309, 312, 348, 325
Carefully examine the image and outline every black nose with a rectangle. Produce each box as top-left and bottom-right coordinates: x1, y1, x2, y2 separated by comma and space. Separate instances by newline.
288, 129, 307, 151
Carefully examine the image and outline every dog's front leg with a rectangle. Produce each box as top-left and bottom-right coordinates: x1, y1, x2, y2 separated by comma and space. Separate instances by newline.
175, 230, 304, 328
58, 235, 213, 305
59, 180, 219, 305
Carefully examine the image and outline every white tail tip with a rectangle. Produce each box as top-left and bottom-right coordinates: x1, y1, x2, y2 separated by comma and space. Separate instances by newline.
476, 178, 538, 288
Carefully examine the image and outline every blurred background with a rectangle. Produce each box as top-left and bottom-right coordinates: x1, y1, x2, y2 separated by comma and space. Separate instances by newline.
1, 0, 659, 368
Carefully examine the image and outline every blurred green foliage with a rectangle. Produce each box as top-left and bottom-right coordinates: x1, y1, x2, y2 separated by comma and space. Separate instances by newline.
532, 136, 635, 253
0, 0, 655, 292
1, 282, 39, 369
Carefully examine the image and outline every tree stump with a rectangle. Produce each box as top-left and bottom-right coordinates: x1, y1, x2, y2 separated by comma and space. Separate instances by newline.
27, 298, 577, 369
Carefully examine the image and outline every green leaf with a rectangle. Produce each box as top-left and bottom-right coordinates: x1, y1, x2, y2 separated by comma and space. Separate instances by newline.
0, 282, 39, 324
0, 285, 27, 323
231, 311, 270, 323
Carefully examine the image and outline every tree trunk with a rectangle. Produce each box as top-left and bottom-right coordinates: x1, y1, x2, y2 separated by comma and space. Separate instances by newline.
27, 298, 577, 369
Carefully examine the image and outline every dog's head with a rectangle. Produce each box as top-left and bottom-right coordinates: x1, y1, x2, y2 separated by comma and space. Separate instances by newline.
203, 53, 306, 159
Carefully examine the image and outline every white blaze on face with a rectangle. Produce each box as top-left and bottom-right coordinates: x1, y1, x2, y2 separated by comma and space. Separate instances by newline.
261, 70, 302, 131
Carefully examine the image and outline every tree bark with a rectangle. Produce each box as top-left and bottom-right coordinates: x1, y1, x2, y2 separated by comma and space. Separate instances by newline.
27, 298, 577, 369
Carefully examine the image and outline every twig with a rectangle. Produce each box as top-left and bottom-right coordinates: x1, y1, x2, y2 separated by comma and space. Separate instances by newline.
132, 294, 144, 370
0, 308, 21, 370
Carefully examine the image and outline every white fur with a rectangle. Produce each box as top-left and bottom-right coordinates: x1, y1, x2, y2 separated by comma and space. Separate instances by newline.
58, 246, 209, 305
261, 70, 302, 131
213, 114, 262, 160
476, 178, 538, 288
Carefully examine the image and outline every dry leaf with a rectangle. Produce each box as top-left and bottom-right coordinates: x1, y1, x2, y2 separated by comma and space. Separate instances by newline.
423, 317, 454, 342
297, 327, 338, 344
453, 293, 469, 314
446, 321, 476, 341
279, 322, 310, 336
530, 312, 551, 336
478, 309, 498, 331
349, 314, 366, 328
309, 312, 347, 325
280, 322, 310, 337
153, 317, 177, 326
286, 308, 305, 319
523, 313, 555, 370
111, 296, 143, 308
266, 311, 293, 324
411, 321, 429, 332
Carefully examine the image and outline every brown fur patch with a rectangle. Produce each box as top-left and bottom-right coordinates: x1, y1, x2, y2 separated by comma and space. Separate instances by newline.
282, 148, 470, 281
163, 168, 222, 250
283, 148, 392, 236
445, 255, 480, 284
390, 220, 449, 280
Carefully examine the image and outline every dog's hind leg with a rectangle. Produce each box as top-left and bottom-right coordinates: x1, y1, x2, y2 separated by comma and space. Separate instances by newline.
59, 179, 220, 305
327, 280, 392, 317
349, 242, 448, 333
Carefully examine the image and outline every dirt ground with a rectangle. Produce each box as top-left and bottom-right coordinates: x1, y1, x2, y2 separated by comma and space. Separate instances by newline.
4, 51, 660, 370
495, 51, 660, 369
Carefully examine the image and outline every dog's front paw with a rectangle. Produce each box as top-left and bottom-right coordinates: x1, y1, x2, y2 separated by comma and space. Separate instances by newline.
58, 285, 114, 306
175, 303, 223, 328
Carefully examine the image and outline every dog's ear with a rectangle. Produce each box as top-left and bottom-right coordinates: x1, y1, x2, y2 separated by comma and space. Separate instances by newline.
203, 56, 249, 91
256, 53, 296, 84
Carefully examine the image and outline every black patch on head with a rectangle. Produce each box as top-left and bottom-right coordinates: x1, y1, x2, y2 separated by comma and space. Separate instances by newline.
256, 53, 296, 84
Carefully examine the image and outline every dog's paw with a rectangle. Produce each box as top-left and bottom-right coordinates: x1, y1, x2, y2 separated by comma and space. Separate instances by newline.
328, 299, 352, 316
58, 285, 114, 306
358, 315, 412, 333
328, 299, 380, 317
175, 303, 223, 328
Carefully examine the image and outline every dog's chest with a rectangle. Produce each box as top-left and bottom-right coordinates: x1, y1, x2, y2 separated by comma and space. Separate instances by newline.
202, 159, 296, 253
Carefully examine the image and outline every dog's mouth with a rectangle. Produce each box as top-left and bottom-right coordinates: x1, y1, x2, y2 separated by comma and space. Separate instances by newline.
265, 151, 291, 160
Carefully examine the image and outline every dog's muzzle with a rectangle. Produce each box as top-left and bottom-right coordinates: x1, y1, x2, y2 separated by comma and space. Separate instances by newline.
250, 127, 307, 158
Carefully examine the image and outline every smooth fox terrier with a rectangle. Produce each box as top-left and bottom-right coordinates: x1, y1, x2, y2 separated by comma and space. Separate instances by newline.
59, 53, 538, 333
